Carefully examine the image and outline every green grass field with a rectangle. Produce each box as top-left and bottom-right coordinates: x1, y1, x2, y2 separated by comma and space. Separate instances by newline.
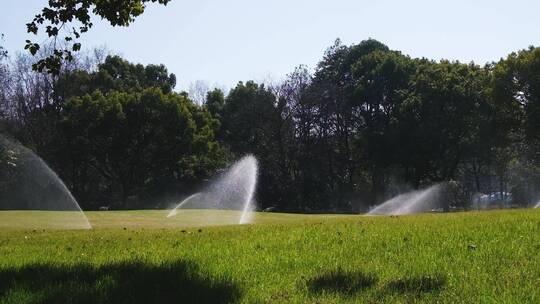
1, 209, 539, 303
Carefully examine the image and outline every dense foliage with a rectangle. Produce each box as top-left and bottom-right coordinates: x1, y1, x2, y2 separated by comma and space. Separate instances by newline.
1, 39, 540, 211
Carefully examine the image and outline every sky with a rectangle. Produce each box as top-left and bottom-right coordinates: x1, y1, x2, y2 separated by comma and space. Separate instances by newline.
1, 0, 540, 91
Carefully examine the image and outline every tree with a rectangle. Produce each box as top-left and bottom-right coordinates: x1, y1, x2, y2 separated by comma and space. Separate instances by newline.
501, 48, 540, 155
0, 139, 18, 191
0, 34, 7, 59
350, 48, 416, 202
389, 60, 501, 211
25, 0, 170, 74
55, 55, 176, 101
273, 65, 312, 210
205, 88, 225, 120
287, 39, 393, 209
0, 34, 10, 118
221, 81, 278, 154
491, 47, 540, 204
188, 80, 210, 105
61, 88, 222, 207
0, 46, 108, 145
399, 61, 488, 183
219, 81, 293, 208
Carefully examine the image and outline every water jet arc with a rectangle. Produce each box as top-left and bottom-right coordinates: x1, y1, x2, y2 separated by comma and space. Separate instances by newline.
0, 135, 91, 229
368, 184, 442, 215
167, 193, 202, 218
167, 155, 258, 225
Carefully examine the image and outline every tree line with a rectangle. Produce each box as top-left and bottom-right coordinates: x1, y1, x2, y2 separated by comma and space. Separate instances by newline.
1, 39, 539, 211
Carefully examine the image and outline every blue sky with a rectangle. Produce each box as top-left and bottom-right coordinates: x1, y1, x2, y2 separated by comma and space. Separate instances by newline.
1, 0, 540, 91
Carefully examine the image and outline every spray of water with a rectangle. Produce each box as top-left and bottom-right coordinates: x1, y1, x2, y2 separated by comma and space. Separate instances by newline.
167, 155, 258, 224
0, 135, 91, 229
166, 193, 202, 218
535, 201, 540, 209
368, 184, 442, 215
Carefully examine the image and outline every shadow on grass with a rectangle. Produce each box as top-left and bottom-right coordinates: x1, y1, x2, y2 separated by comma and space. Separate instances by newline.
306, 269, 446, 300
0, 260, 241, 304
385, 274, 446, 295
307, 268, 378, 296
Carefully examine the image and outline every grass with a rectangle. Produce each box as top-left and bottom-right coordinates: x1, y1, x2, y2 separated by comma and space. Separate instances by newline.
0, 210, 348, 230
0, 209, 539, 303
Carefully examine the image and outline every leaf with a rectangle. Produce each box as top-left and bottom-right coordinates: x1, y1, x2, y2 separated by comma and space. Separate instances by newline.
29, 43, 40, 55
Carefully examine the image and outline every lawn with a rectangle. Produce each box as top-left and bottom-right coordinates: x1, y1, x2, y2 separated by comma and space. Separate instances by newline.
0, 209, 539, 303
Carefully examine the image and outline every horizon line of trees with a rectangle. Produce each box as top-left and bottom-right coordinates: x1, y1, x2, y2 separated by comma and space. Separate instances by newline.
1, 38, 539, 211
